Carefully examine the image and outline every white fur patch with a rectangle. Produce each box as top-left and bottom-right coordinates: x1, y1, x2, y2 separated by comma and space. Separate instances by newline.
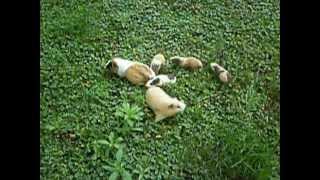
113, 58, 134, 77
145, 74, 176, 88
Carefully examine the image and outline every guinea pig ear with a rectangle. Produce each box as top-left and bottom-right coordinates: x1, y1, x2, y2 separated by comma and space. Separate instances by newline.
105, 60, 113, 69
168, 104, 174, 109
112, 61, 120, 72
105, 61, 116, 78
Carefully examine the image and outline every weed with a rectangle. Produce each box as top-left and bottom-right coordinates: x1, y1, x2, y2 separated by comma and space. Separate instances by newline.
115, 103, 144, 136
103, 147, 133, 180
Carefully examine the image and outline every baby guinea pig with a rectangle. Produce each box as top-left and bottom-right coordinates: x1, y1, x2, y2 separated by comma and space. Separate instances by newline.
109, 57, 156, 85
145, 74, 177, 88
170, 56, 203, 70
150, 53, 166, 75
146, 86, 186, 122
210, 63, 232, 83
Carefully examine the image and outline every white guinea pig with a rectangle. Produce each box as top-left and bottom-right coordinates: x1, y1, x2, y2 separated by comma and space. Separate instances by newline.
146, 86, 186, 122
145, 74, 176, 88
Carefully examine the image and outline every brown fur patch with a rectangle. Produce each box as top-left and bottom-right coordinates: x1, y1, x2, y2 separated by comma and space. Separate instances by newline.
111, 60, 119, 74
125, 63, 154, 85
181, 58, 203, 70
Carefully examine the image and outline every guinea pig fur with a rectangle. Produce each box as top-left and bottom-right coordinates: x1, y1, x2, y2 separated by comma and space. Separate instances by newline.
111, 57, 156, 85
110, 57, 135, 77
125, 63, 156, 85
210, 63, 232, 83
145, 74, 176, 88
146, 86, 186, 122
150, 53, 166, 75
170, 56, 203, 70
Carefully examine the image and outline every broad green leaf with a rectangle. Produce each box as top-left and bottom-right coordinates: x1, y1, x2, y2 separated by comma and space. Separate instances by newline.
132, 128, 143, 132
109, 171, 119, 180
127, 120, 134, 127
97, 140, 110, 145
109, 132, 115, 139
102, 165, 114, 171
116, 147, 123, 161
45, 125, 55, 131
122, 170, 132, 180
116, 137, 123, 142
114, 143, 124, 149
144, 167, 150, 173
132, 169, 140, 174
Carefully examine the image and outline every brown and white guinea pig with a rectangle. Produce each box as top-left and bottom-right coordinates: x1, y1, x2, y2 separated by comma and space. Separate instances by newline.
107, 57, 156, 85
210, 63, 232, 83
145, 74, 177, 88
150, 53, 166, 75
146, 86, 186, 122
170, 56, 203, 70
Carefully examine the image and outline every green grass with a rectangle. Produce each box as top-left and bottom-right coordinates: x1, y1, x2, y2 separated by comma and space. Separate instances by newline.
40, 0, 280, 179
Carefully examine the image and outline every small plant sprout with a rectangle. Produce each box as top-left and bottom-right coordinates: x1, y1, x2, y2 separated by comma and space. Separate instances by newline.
96, 132, 124, 149
115, 102, 144, 126
133, 156, 151, 180
115, 102, 144, 135
103, 147, 133, 180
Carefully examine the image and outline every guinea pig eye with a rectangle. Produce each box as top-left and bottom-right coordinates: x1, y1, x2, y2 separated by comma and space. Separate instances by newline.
177, 105, 181, 108
168, 74, 175, 80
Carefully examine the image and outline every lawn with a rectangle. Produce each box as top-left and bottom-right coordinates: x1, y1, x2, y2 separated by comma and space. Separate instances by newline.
40, 0, 280, 179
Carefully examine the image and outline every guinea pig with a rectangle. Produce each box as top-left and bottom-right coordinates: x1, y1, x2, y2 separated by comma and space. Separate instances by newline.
146, 86, 186, 122
150, 53, 166, 75
145, 74, 177, 88
109, 57, 156, 85
108, 57, 134, 77
210, 63, 232, 83
170, 56, 203, 70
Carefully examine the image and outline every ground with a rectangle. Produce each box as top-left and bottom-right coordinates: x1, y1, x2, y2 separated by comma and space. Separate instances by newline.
40, 0, 280, 179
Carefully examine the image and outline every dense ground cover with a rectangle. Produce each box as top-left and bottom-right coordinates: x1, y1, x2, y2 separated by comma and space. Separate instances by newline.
40, 0, 280, 179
